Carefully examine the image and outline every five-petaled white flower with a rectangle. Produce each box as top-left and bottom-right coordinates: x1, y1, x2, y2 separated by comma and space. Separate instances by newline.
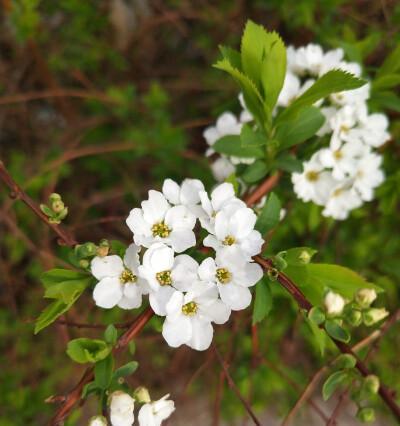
162, 178, 205, 214
162, 282, 231, 350
91, 244, 148, 310
139, 243, 198, 315
109, 391, 135, 426
203, 207, 263, 260
198, 250, 263, 311
126, 190, 196, 253
138, 394, 175, 426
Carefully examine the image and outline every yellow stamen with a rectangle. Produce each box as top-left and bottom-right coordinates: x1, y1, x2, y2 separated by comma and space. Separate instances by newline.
182, 301, 198, 316
151, 221, 171, 238
216, 267, 231, 284
156, 270, 172, 286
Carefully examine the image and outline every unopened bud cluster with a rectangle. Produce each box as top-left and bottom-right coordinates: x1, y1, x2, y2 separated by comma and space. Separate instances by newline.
40, 193, 68, 224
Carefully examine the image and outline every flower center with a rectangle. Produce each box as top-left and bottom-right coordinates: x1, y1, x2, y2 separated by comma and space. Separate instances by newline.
333, 188, 343, 197
119, 268, 137, 284
182, 301, 198, 316
340, 124, 349, 132
216, 267, 231, 284
156, 270, 172, 286
151, 221, 171, 238
223, 235, 236, 246
333, 150, 343, 160
306, 171, 319, 182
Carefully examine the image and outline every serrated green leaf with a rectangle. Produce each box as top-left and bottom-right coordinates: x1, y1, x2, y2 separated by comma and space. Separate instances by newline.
242, 160, 268, 184
323, 370, 350, 401
213, 135, 264, 158
94, 355, 114, 390
275, 106, 325, 150
252, 277, 273, 324
219, 45, 242, 70
325, 320, 351, 343
278, 70, 366, 123
113, 361, 139, 380
41, 269, 90, 287
255, 192, 281, 234
66, 338, 111, 364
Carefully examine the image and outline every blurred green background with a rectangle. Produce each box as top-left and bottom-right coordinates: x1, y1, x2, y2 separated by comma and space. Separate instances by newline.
0, 1, 399, 424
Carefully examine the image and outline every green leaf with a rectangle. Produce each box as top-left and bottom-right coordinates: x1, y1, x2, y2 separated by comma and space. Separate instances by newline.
305, 316, 327, 356
113, 361, 139, 380
66, 338, 111, 364
213, 58, 265, 123
369, 91, 400, 112
260, 33, 286, 110
104, 325, 118, 345
377, 44, 400, 78
34, 290, 83, 334
240, 123, 267, 147
308, 307, 325, 325
255, 192, 281, 234
275, 106, 325, 150
278, 70, 366, 123
325, 320, 351, 343
322, 370, 350, 401
252, 277, 273, 324
94, 355, 114, 390
273, 153, 303, 173
213, 135, 264, 158
372, 74, 400, 91
219, 45, 242, 70
285, 247, 317, 266
335, 354, 357, 369
242, 160, 268, 183
82, 381, 100, 399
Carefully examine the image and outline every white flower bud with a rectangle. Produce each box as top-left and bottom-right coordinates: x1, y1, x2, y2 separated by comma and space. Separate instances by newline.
134, 386, 151, 404
88, 416, 108, 426
355, 289, 377, 308
109, 391, 135, 426
324, 291, 345, 315
363, 308, 389, 326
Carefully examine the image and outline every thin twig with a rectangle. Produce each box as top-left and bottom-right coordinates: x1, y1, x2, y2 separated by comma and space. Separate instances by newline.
213, 345, 261, 426
244, 172, 282, 206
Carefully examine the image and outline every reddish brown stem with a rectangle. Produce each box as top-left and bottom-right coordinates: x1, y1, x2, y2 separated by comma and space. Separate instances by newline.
244, 172, 282, 206
0, 161, 77, 247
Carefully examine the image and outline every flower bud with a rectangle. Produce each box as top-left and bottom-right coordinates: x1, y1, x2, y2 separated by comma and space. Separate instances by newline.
324, 291, 345, 315
363, 308, 389, 326
134, 386, 151, 403
97, 240, 110, 257
363, 375, 379, 395
109, 391, 135, 426
52, 199, 65, 213
346, 309, 362, 327
88, 415, 108, 426
355, 289, 377, 308
79, 259, 90, 269
299, 250, 312, 264
356, 407, 375, 423
49, 193, 62, 202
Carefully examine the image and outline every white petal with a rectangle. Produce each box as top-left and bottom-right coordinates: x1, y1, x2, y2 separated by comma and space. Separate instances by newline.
149, 286, 175, 316
143, 242, 175, 272
230, 208, 257, 239
168, 229, 196, 253
165, 205, 196, 230
198, 257, 217, 282
93, 277, 122, 309
218, 283, 252, 311
126, 208, 151, 237
162, 179, 181, 205
203, 235, 220, 251
211, 183, 235, 211
240, 262, 264, 287
214, 211, 230, 240
91, 256, 124, 280
189, 318, 213, 351
201, 300, 231, 324
180, 179, 204, 205
137, 404, 155, 426
171, 255, 199, 292
162, 316, 192, 347
239, 230, 264, 258
165, 290, 184, 319
123, 244, 141, 272
118, 294, 142, 310
142, 190, 169, 224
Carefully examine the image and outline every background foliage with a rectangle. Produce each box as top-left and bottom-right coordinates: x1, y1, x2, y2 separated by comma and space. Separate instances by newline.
0, 1, 399, 424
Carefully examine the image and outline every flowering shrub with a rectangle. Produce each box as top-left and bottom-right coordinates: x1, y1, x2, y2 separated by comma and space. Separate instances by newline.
1, 17, 400, 426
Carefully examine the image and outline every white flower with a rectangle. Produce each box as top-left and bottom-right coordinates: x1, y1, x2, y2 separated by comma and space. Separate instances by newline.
89, 416, 107, 426
109, 391, 135, 426
198, 182, 245, 233
238, 93, 253, 123
162, 282, 231, 350
292, 153, 337, 205
203, 207, 263, 260
210, 157, 236, 182
324, 291, 345, 315
352, 152, 384, 201
322, 184, 362, 220
126, 190, 196, 253
162, 178, 204, 207
203, 112, 242, 156
318, 48, 344, 76
289, 44, 324, 76
139, 243, 198, 315
329, 105, 359, 150
277, 72, 301, 107
198, 250, 263, 311
316, 106, 338, 137
91, 244, 148, 310
319, 139, 365, 180
355, 110, 390, 148
138, 394, 175, 426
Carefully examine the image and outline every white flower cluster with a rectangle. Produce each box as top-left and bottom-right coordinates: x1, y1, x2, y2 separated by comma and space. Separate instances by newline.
89, 390, 175, 426
287, 44, 388, 220
90, 180, 264, 351
203, 44, 389, 220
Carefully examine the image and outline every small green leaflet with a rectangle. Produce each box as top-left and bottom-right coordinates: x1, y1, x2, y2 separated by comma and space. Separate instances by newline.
325, 320, 351, 343
305, 316, 327, 356
94, 355, 114, 390
255, 192, 281, 234
322, 370, 351, 401
213, 135, 264, 158
35, 297, 79, 334
242, 161, 268, 184
113, 361, 139, 380
252, 277, 273, 324
66, 338, 111, 364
